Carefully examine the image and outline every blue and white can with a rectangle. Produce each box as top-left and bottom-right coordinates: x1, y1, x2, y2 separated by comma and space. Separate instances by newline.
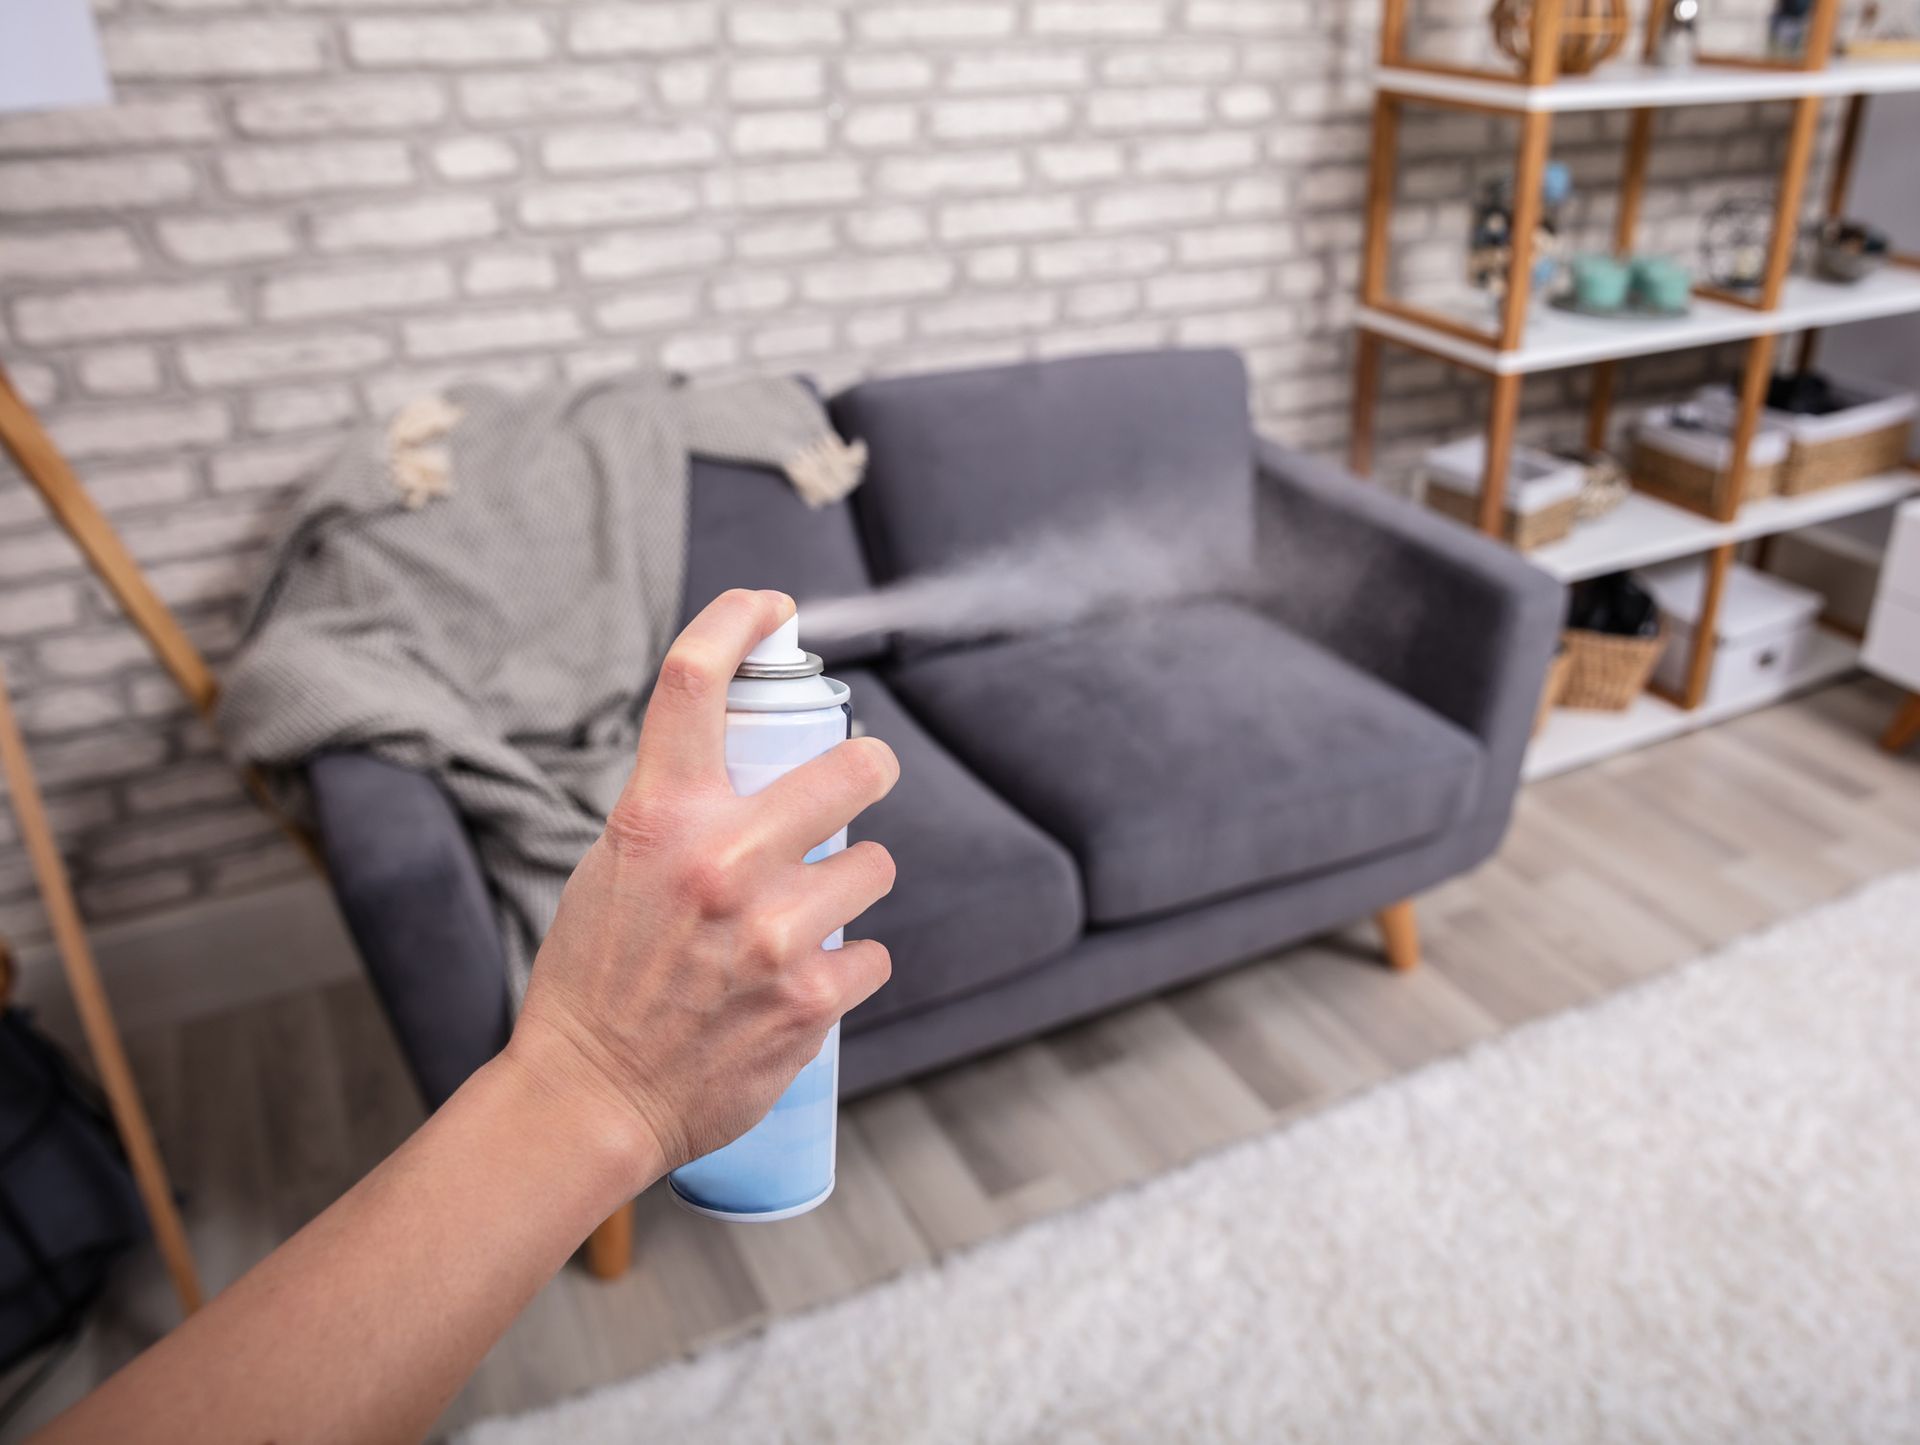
668, 612, 851, 1223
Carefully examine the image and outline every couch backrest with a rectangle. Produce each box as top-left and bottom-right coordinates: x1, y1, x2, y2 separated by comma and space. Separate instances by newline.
828, 349, 1254, 585
679, 454, 887, 668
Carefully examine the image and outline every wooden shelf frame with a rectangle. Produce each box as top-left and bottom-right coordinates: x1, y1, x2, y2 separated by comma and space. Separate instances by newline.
1353, 0, 1919, 743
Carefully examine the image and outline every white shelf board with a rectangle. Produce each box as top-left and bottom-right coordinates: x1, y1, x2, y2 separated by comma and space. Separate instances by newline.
1376, 56, 1920, 113
1523, 629, 1857, 780
1529, 471, 1918, 582
1359, 266, 1920, 375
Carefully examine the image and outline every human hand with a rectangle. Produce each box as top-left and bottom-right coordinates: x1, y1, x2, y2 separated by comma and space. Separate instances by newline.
503, 589, 899, 1190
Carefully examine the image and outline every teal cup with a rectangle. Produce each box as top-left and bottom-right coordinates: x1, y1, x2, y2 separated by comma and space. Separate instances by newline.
1631, 255, 1692, 313
1570, 254, 1632, 312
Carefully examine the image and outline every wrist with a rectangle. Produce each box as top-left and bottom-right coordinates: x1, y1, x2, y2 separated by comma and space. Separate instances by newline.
491, 1031, 668, 1208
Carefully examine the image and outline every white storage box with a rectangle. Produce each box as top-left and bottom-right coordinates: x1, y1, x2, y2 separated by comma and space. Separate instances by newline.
1694, 381, 1917, 495
1421, 435, 1586, 549
1633, 558, 1823, 707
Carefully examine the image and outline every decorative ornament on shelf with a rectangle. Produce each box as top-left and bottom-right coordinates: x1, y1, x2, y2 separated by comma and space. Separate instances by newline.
1470, 161, 1573, 307
1809, 218, 1891, 284
1700, 194, 1775, 293
1843, 0, 1920, 58
1654, 0, 1702, 68
1768, 0, 1815, 58
1489, 0, 1630, 74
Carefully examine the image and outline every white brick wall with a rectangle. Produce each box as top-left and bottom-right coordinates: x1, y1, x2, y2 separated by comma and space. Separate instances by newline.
0, 0, 1807, 949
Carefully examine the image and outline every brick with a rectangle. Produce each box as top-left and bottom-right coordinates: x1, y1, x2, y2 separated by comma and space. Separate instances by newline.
1035, 144, 1126, 184
1031, 3, 1168, 35
592, 290, 701, 334
947, 51, 1091, 91
568, 5, 716, 55
1176, 224, 1296, 264
81, 870, 196, 919
802, 256, 955, 304
463, 252, 560, 297
729, 7, 845, 47
735, 219, 836, 260
314, 196, 500, 253
0, 583, 81, 639
733, 112, 830, 156
1092, 184, 1220, 231
965, 247, 1022, 284
1103, 45, 1236, 81
0, 157, 195, 213
0, 97, 219, 154
221, 141, 413, 198
262, 261, 454, 321
145, 551, 262, 608
1066, 280, 1141, 321
750, 321, 835, 360
1145, 268, 1268, 310
846, 310, 908, 348
542, 126, 719, 173
351, 15, 551, 66
841, 106, 919, 151
181, 331, 390, 387
842, 55, 935, 93
1225, 176, 1289, 215
23, 730, 169, 787
518, 179, 699, 231
1188, 0, 1311, 29
12, 682, 123, 735
14, 283, 242, 344
1087, 88, 1209, 132
432, 137, 520, 181
937, 195, 1078, 243
564, 347, 647, 385
460, 70, 641, 123
918, 292, 1058, 336
847, 206, 931, 249
705, 160, 860, 211
658, 332, 739, 372
249, 384, 358, 435
1031, 236, 1173, 281
858, 6, 1017, 41
2, 362, 58, 408
120, 504, 276, 564
77, 347, 163, 397
157, 215, 297, 266
209, 844, 308, 895
92, 808, 278, 871
1219, 84, 1277, 121
1299, 168, 1368, 208
931, 97, 1072, 141
655, 61, 717, 108
233, 78, 448, 137
211, 437, 337, 493
577, 230, 727, 280
403, 306, 584, 360
1137, 133, 1259, 174
711, 274, 794, 314
876, 152, 1024, 197
0, 228, 142, 281
728, 59, 825, 105
105, 20, 327, 78
70, 462, 200, 515
1035, 320, 1167, 360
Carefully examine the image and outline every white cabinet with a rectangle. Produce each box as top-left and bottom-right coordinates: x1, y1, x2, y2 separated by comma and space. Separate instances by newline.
1863, 499, 1920, 693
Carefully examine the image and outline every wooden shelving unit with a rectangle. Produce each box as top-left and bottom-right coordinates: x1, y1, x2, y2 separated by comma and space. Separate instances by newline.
1349, 0, 1920, 777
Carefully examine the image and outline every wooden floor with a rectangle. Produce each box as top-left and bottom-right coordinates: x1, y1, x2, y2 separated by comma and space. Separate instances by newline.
11, 677, 1920, 1440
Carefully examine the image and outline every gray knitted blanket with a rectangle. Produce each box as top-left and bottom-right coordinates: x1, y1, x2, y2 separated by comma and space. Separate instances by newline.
217, 372, 864, 995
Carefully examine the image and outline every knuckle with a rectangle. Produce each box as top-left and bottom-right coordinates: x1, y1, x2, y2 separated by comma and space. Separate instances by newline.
655, 645, 719, 704
749, 913, 804, 971
601, 800, 672, 861
679, 847, 744, 916
783, 966, 840, 1028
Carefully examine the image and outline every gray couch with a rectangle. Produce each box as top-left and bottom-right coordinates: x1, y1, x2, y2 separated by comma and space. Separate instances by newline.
309, 349, 1562, 1119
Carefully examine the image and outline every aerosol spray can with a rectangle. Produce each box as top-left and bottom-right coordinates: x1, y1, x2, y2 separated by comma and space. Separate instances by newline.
668, 611, 850, 1223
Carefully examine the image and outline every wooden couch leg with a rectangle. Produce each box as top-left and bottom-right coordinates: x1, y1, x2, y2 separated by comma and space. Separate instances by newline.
585, 1202, 633, 1281
1376, 900, 1419, 972
1882, 692, 1920, 754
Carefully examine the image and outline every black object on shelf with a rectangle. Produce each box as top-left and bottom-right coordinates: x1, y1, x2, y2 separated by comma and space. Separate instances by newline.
1766, 370, 1849, 416
1567, 572, 1662, 638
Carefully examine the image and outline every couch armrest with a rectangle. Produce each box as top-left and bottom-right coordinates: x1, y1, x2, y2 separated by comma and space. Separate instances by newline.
307, 752, 510, 1110
1254, 438, 1565, 800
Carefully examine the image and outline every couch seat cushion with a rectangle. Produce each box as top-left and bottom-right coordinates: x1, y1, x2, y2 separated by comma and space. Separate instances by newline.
840, 670, 1083, 1029
885, 601, 1484, 926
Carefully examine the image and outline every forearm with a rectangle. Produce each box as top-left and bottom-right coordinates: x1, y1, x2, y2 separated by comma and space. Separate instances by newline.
38, 1043, 659, 1445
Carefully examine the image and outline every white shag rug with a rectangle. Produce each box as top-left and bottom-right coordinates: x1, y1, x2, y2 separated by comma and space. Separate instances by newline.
467, 872, 1920, 1445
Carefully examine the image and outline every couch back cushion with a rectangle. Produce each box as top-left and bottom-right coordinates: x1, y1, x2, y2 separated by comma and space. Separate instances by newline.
829, 349, 1254, 585
680, 454, 887, 668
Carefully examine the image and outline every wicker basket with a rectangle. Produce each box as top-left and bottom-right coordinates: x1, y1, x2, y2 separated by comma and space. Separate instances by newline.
1632, 404, 1787, 514
1631, 437, 1782, 511
1427, 483, 1579, 550
1781, 419, 1912, 495
1559, 622, 1667, 711
1489, 0, 1629, 75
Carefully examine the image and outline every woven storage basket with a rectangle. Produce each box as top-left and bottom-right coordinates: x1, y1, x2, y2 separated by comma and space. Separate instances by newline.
1427, 484, 1579, 550
1632, 403, 1787, 514
1781, 419, 1912, 495
1631, 438, 1782, 510
1559, 622, 1667, 711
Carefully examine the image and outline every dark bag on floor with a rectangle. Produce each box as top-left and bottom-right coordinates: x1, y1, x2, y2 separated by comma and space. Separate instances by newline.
0, 998, 144, 1416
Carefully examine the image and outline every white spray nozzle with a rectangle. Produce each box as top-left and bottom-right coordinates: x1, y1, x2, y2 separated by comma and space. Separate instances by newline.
745, 610, 805, 667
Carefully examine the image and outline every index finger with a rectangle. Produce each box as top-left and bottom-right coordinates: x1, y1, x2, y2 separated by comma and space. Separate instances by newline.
633, 588, 793, 786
